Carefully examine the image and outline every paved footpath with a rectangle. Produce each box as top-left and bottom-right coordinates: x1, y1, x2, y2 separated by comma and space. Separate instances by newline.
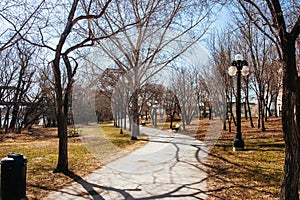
44, 127, 208, 200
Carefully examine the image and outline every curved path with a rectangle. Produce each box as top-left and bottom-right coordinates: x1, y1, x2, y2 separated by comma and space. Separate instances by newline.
45, 127, 208, 200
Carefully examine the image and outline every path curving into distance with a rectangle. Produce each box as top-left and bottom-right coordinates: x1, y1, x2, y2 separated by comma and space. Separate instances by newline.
45, 126, 208, 200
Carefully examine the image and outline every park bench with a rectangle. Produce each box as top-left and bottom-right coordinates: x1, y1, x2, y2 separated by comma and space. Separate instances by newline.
141, 120, 146, 126
172, 124, 181, 131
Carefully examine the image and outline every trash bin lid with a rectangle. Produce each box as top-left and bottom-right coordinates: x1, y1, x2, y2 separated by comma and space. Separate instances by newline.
8, 153, 24, 159
1, 157, 14, 164
9, 153, 27, 162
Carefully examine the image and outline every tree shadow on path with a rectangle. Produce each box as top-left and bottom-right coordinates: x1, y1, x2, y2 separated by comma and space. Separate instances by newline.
63, 170, 135, 200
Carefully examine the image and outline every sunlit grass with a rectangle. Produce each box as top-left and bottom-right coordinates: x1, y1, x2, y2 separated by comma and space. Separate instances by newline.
99, 124, 139, 148
0, 117, 286, 199
0, 136, 100, 199
203, 117, 285, 199
0, 124, 146, 199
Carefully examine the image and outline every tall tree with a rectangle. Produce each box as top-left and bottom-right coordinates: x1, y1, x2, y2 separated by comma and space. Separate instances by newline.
9, 42, 36, 131
208, 30, 235, 129
95, 0, 213, 139
175, 69, 196, 129
238, 1, 300, 199
50, 0, 113, 172
22, 0, 115, 172
0, 42, 40, 133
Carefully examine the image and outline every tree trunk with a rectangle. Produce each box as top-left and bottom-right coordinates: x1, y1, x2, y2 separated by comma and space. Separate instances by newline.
9, 103, 19, 131
281, 85, 299, 200
209, 106, 212, 120
0, 108, 2, 128
297, 78, 300, 151
118, 110, 121, 128
114, 109, 118, 127
130, 90, 140, 140
267, 96, 273, 117
280, 34, 299, 200
123, 111, 127, 130
257, 95, 266, 131
169, 113, 174, 129
261, 98, 266, 131
53, 88, 69, 173
4, 107, 10, 134
245, 76, 254, 128
231, 106, 236, 127
257, 99, 261, 129
243, 100, 248, 120
120, 110, 123, 130
274, 94, 279, 117
9, 66, 25, 131
180, 108, 186, 130
52, 59, 69, 173
54, 108, 68, 173
264, 100, 268, 122
247, 96, 255, 128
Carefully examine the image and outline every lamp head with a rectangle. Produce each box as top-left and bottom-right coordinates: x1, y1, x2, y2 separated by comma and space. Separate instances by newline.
235, 54, 243, 61
228, 65, 237, 76
241, 65, 250, 76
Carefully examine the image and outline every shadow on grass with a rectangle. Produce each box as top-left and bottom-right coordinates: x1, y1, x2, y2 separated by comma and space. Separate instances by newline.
196, 138, 284, 199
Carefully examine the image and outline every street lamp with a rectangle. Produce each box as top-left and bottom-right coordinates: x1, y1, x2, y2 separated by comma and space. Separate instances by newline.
228, 54, 250, 151
152, 101, 158, 128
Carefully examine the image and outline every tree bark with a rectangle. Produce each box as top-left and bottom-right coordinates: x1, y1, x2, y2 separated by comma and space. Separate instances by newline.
237, 1, 300, 197
52, 58, 69, 173
246, 96, 254, 128
130, 90, 140, 140
280, 34, 299, 200
261, 97, 266, 131
54, 107, 68, 172
0, 108, 2, 128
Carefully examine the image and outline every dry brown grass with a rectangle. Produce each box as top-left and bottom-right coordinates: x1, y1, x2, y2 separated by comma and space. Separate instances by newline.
141, 116, 284, 199
191, 117, 284, 199
0, 117, 285, 199
0, 125, 145, 199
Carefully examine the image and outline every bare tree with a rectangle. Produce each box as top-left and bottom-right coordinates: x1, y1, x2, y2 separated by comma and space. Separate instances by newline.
95, 0, 213, 139
39, 67, 57, 127
0, 41, 41, 133
241, 20, 270, 131
95, 68, 124, 126
139, 83, 166, 128
9, 42, 36, 131
111, 75, 131, 131
237, 1, 300, 199
0, 0, 45, 51
163, 89, 180, 129
49, 0, 114, 173
0, 48, 17, 132
207, 30, 242, 131
20, 0, 115, 172
172, 68, 198, 130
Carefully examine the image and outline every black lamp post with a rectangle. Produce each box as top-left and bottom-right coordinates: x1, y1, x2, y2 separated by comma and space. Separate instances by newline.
153, 101, 158, 128
228, 54, 250, 151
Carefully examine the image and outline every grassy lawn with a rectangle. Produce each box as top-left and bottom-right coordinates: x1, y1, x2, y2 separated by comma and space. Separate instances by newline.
193, 117, 284, 199
0, 117, 286, 199
0, 124, 146, 199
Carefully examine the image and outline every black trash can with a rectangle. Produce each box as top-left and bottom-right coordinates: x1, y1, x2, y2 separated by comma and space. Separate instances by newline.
1, 153, 28, 200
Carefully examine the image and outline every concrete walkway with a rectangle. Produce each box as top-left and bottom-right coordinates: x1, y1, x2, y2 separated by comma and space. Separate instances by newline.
44, 127, 208, 200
